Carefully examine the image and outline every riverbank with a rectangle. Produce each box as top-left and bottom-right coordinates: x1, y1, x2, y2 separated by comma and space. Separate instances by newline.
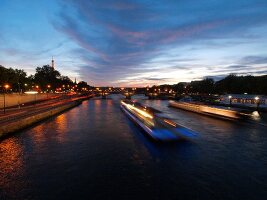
0, 95, 93, 139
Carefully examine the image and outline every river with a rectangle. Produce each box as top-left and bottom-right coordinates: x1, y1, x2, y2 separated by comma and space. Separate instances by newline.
0, 94, 266, 200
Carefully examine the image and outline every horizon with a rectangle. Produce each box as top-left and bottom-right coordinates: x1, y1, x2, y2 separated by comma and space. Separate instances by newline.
0, 0, 267, 87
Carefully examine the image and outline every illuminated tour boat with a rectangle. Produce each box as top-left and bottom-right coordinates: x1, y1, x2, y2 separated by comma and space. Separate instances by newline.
120, 100, 197, 141
169, 100, 253, 120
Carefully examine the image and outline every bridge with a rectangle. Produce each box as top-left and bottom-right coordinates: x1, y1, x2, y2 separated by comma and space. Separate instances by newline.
93, 87, 142, 99
92, 87, 177, 100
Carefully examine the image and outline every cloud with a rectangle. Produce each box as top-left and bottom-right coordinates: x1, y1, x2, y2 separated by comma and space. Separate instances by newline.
51, 0, 267, 86
145, 77, 170, 81
239, 56, 267, 65
225, 65, 251, 69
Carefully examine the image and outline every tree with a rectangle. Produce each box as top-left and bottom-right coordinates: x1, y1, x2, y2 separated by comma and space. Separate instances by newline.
0, 65, 29, 92
174, 83, 186, 94
77, 81, 90, 92
34, 65, 61, 90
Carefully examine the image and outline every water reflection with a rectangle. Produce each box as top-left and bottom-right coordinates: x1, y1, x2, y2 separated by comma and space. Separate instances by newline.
0, 139, 23, 174
55, 114, 67, 133
251, 111, 261, 121
30, 124, 47, 145
0, 138, 26, 198
0, 96, 267, 199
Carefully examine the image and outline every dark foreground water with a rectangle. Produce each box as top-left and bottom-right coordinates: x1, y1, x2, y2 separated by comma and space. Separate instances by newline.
0, 95, 267, 200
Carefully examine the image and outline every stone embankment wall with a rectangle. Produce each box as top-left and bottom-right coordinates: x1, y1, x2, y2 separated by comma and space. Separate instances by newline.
0, 93, 59, 108
0, 101, 80, 138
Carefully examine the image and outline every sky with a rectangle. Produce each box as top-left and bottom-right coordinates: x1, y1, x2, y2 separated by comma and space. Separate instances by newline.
0, 0, 267, 86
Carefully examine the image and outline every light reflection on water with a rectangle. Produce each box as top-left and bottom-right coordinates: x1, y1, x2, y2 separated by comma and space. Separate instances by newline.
0, 95, 267, 200
0, 138, 28, 199
0, 139, 23, 175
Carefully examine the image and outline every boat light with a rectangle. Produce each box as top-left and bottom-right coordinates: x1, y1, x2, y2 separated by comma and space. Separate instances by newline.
122, 101, 153, 119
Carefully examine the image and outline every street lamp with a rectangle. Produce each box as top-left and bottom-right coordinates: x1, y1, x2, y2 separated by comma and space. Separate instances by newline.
47, 85, 51, 98
4, 84, 10, 90
3, 84, 10, 114
24, 83, 28, 92
18, 82, 21, 94
255, 96, 260, 110
228, 95, 232, 106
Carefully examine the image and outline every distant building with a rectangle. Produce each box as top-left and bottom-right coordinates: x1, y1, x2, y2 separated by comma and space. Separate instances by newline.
220, 94, 267, 107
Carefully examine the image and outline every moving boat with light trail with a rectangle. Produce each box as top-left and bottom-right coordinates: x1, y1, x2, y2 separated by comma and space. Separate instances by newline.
169, 100, 254, 120
120, 100, 197, 141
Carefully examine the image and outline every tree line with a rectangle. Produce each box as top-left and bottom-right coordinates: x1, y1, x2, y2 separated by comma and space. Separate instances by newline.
0, 65, 91, 93
1, 64, 266, 95
152, 74, 267, 95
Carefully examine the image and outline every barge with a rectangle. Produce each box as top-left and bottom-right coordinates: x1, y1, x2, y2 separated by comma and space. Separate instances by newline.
120, 100, 197, 141
169, 100, 252, 120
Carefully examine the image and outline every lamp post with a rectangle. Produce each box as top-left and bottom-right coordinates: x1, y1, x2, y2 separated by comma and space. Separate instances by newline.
255, 96, 260, 110
47, 85, 51, 99
3, 84, 10, 114
24, 83, 28, 92
34, 86, 39, 106
228, 95, 232, 106
18, 82, 21, 94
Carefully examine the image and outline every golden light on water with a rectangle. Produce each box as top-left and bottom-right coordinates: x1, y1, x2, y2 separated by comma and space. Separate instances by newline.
0, 139, 24, 183
55, 114, 68, 133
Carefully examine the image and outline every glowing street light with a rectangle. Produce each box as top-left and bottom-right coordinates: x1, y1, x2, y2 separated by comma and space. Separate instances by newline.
4, 84, 10, 90
255, 96, 260, 110
46, 85, 51, 98
3, 84, 10, 114
228, 95, 232, 106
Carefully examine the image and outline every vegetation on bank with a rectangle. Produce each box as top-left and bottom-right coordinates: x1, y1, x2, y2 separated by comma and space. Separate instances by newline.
0, 65, 92, 93
151, 74, 267, 95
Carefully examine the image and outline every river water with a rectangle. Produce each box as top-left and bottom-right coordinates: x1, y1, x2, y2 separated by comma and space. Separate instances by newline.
0, 94, 267, 200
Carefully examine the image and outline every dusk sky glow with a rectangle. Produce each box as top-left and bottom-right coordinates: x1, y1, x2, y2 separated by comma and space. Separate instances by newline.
0, 0, 267, 86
